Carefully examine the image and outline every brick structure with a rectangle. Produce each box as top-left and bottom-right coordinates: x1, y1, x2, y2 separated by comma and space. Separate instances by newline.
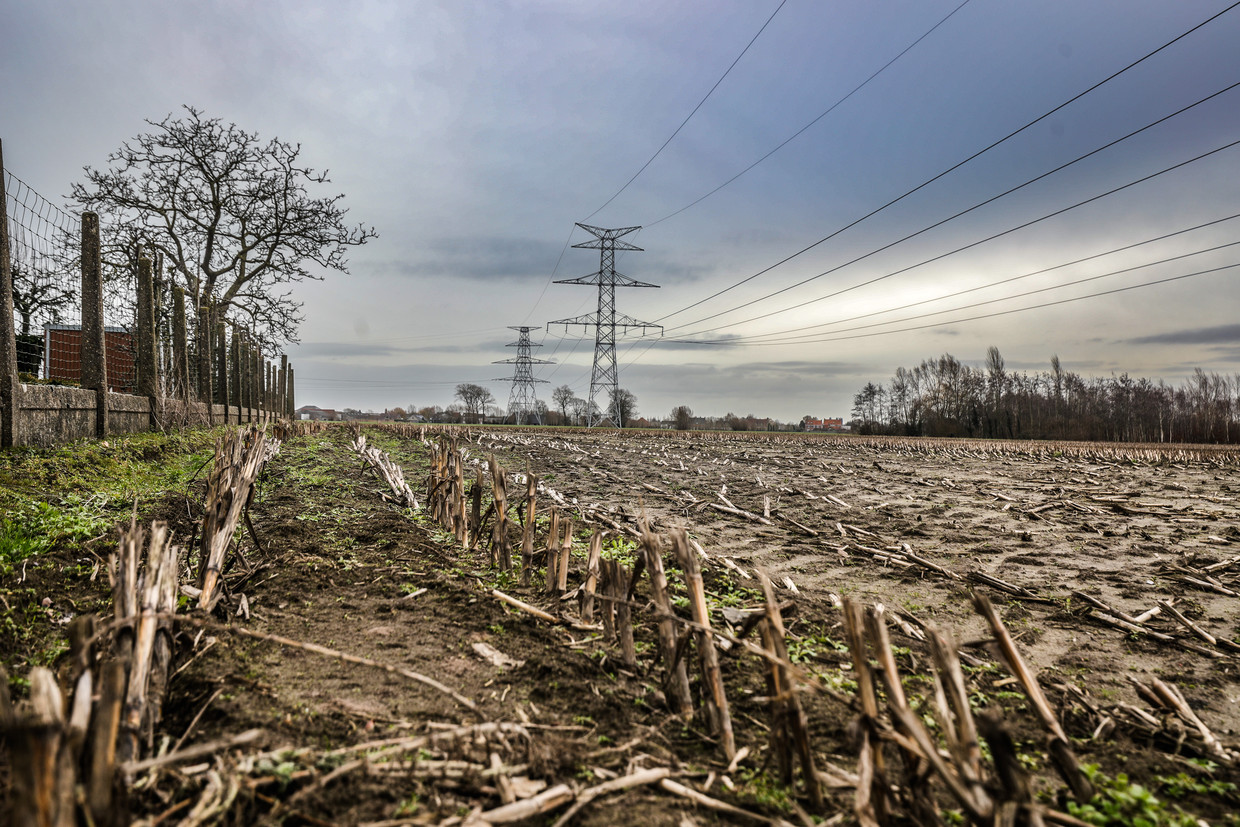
44, 325, 138, 393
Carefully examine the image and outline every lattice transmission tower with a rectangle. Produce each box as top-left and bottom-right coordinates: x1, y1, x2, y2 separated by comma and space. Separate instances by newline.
548, 223, 661, 427
494, 326, 552, 425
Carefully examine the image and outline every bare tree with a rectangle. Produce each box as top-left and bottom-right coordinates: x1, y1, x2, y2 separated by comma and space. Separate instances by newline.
454, 383, 495, 424
609, 388, 637, 427
672, 404, 693, 430
70, 106, 376, 349
551, 384, 576, 422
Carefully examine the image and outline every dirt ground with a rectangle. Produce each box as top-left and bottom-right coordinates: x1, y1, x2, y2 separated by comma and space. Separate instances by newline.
4, 424, 1240, 825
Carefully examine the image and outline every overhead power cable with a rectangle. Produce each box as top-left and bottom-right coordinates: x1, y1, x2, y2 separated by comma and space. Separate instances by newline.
665, 262, 1240, 347
646, 0, 974, 229
522, 0, 786, 339
653, 0, 1240, 324
685, 211, 1240, 344
677, 239, 1240, 346
585, 0, 788, 221
668, 135, 1240, 340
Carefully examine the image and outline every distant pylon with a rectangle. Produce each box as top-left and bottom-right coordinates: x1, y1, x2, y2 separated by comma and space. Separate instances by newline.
493, 326, 552, 425
548, 224, 661, 427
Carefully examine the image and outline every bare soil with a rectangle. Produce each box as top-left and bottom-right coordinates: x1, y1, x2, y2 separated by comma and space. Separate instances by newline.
5, 425, 1240, 825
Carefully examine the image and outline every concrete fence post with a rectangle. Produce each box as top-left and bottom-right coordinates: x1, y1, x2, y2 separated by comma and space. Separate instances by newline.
278, 354, 287, 420
251, 347, 261, 418
215, 316, 228, 423
81, 212, 108, 438
196, 304, 213, 408
136, 256, 158, 429
0, 140, 19, 447
239, 337, 250, 421
172, 286, 189, 409
231, 327, 241, 425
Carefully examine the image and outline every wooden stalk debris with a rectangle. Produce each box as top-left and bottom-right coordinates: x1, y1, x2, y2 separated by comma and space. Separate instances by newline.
489, 453, 512, 570
520, 471, 538, 585
351, 432, 417, 508
556, 516, 573, 595
200, 425, 275, 611
671, 527, 737, 760
118, 521, 181, 764
545, 508, 561, 594
757, 568, 822, 812
831, 592, 1113, 825
640, 524, 693, 715
974, 593, 1094, 803
5, 519, 194, 827
580, 529, 603, 623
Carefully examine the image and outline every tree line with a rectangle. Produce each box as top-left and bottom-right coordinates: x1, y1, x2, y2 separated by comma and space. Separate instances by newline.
852, 348, 1240, 444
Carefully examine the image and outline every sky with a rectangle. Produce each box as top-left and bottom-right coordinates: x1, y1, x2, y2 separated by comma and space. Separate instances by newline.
3, 0, 1239, 422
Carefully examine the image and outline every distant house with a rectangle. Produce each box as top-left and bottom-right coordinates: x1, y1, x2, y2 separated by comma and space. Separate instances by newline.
44, 324, 137, 393
804, 417, 845, 432
296, 405, 338, 421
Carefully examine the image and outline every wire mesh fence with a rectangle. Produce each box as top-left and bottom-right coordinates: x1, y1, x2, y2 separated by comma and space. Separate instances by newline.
4, 154, 294, 446
4, 169, 83, 382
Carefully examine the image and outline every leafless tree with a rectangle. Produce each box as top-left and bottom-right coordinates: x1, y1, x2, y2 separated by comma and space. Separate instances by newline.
672, 404, 693, 430
609, 388, 637, 427
551, 384, 576, 422
70, 106, 376, 350
454, 383, 495, 424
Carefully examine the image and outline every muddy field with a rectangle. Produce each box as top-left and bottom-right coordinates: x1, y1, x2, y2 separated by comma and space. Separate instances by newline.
4, 424, 1240, 826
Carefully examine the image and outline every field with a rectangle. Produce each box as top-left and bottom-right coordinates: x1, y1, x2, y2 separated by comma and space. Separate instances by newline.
3, 424, 1240, 825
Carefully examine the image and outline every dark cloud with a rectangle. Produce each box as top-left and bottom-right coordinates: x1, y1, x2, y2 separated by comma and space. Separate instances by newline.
375, 236, 568, 281
1130, 324, 1240, 345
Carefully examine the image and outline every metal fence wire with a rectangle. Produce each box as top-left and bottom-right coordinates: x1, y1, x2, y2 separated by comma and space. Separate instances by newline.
5, 168, 140, 391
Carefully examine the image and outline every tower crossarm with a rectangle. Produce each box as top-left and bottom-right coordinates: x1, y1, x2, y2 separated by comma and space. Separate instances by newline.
554, 271, 659, 288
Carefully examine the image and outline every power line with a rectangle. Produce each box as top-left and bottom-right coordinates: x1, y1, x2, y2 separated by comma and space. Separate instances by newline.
666, 262, 1240, 347
674, 240, 1240, 346
676, 211, 1240, 344
585, 0, 788, 222
645, 0, 974, 229
667, 135, 1240, 340
652, 0, 1240, 325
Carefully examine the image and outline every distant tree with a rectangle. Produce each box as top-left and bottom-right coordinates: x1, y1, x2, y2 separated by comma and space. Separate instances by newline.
852, 382, 885, 433
551, 385, 575, 422
609, 388, 638, 427
10, 261, 76, 336
672, 405, 693, 431
417, 405, 441, 420
71, 106, 376, 349
454, 383, 495, 423
568, 397, 588, 426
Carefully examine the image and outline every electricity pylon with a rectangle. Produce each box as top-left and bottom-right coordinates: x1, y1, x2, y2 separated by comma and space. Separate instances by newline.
548, 223, 661, 427
493, 326, 552, 425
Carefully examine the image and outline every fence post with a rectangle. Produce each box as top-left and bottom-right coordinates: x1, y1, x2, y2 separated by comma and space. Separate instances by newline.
265, 360, 273, 415
81, 212, 108, 438
278, 354, 287, 420
0, 140, 18, 447
287, 363, 295, 417
241, 337, 251, 421
215, 316, 228, 423
251, 347, 261, 419
231, 327, 241, 425
136, 256, 158, 429
172, 286, 189, 410
194, 302, 212, 409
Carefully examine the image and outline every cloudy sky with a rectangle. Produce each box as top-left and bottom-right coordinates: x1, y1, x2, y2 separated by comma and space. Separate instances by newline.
4, 0, 1239, 421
